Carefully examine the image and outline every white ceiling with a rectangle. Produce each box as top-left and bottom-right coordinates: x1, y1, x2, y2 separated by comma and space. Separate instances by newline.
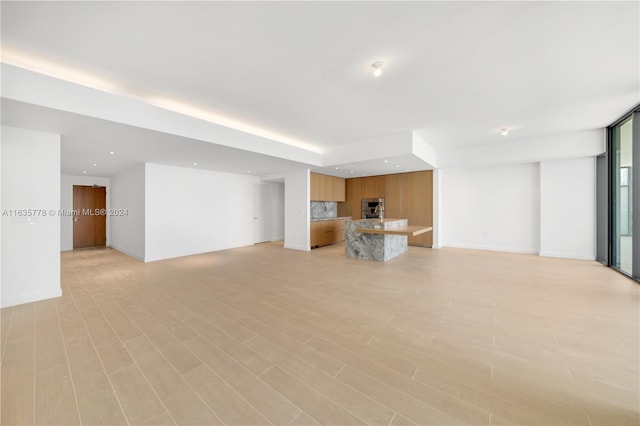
1, 1, 638, 177
1, 99, 315, 177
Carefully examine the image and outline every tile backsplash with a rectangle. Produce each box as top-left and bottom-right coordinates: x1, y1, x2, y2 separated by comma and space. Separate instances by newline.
310, 201, 337, 219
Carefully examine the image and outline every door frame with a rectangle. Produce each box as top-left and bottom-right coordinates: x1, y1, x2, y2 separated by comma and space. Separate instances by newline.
253, 183, 271, 244
72, 184, 107, 249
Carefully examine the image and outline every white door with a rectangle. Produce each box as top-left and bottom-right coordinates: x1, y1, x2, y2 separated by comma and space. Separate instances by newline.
253, 184, 271, 243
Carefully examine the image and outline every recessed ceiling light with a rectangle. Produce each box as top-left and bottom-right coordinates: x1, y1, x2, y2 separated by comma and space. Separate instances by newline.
501, 128, 509, 136
247, 170, 251, 174
193, 162, 198, 166
396, 165, 400, 168
350, 170, 354, 174
109, 151, 115, 155
335, 167, 339, 170
92, 163, 97, 166
383, 160, 388, 163
82, 170, 87, 174
372, 61, 384, 77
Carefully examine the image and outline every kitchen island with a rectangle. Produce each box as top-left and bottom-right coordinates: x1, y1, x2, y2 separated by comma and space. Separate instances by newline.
345, 218, 433, 262
345, 218, 407, 262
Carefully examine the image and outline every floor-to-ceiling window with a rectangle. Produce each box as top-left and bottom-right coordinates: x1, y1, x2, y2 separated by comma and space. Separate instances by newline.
603, 105, 640, 280
611, 116, 633, 274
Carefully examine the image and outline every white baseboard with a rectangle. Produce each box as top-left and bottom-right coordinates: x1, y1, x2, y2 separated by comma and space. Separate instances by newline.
442, 243, 539, 255
109, 244, 144, 262
1, 288, 62, 308
539, 251, 596, 261
284, 244, 310, 252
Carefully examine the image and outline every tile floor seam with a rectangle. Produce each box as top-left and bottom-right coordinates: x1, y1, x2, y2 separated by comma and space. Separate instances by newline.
261, 364, 372, 426
178, 341, 275, 426
0, 308, 15, 365
386, 412, 397, 426
68, 288, 130, 426
125, 319, 225, 425
243, 331, 396, 425
333, 370, 455, 426
318, 338, 491, 425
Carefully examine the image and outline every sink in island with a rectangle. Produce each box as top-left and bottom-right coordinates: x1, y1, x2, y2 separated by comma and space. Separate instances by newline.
345, 219, 432, 262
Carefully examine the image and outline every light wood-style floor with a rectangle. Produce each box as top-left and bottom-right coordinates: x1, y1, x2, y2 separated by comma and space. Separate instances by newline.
1, 243, 639, 425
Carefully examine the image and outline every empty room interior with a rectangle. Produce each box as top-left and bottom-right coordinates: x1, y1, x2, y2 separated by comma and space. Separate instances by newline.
1, 2, 639, 425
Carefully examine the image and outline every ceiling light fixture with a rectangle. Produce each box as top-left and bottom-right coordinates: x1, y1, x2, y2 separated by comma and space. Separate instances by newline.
193, 162, 198, 166
396, 165, 400, 168
92, 163, 97, 166
109, 151, 115, 155
350, 171, 354, 174
247, 170, 252, 174
82, 170, 87, 174
372, 61, 384, 77
501, 128, 509, 136
335, 167, 339, 170
383, 159, 388, 163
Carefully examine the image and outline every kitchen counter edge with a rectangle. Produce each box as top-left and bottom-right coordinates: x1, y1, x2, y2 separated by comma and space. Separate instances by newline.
310, 216, 353, 222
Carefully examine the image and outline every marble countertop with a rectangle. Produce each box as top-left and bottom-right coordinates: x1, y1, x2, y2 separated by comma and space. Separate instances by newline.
348, 218, 402, 223
310, 216, 353, 222
347, 218, 406, 230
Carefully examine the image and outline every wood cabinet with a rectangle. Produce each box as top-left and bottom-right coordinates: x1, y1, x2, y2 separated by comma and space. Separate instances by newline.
342, 171, 433, 247
310, 173, 345, 201
310, 219, 347, 248
402, 171, 433, 246
339, 178, 362, 219
384, 173, 403, 220
361, 175, 386, 198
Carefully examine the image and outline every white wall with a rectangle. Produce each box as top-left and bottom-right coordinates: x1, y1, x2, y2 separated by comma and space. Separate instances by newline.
540, 157, 596, 260
284, 169, 310, 251
60, 175, 110, 251
1, 126, 61, 308
269, 182, 285, 241
145, 163, 258, 262
110, 164, 145, 260
440, 163, 541, 254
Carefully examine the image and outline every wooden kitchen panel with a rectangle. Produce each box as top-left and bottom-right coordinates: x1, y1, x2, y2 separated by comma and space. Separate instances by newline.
311, 173, 345, 201
384, 173, 403, 219
331, 176, 346, 202
361, 176, 386, 199
310, 219, 348, 248
402, 171, 433, 246
310, 173, 327, 201
341, 178, 362, 219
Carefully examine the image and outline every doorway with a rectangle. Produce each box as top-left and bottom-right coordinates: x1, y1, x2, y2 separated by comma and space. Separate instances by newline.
253, 183, 271, 244
73, 185, 107, 249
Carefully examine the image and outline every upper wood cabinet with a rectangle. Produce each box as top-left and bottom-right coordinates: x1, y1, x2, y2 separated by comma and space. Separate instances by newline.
361, 176, 386, 198
310, 173, 345, 201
